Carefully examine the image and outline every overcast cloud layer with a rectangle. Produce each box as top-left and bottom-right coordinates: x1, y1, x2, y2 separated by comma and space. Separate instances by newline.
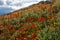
0, 0, 46, 15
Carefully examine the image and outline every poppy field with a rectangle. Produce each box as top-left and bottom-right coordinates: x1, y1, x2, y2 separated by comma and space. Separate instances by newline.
0, 1, 60, 40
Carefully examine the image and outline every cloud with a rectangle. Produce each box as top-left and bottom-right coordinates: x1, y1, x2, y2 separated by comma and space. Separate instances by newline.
0, 1, 4, 5
0, 0, 43, 10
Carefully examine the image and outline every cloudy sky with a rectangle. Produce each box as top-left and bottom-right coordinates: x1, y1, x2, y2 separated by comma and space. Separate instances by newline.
0, 0, 46, 15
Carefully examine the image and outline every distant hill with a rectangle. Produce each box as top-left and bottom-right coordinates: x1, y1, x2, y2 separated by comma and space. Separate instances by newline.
0, 7, 13, 15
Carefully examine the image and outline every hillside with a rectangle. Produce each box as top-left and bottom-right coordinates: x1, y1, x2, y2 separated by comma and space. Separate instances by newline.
0, 1, 60, 40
